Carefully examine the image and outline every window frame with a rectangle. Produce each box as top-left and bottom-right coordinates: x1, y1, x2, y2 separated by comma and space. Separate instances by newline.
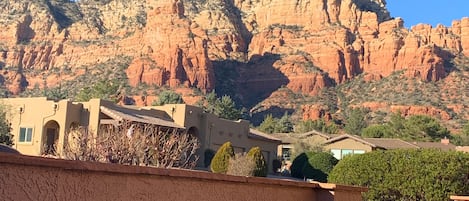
18, 126, 34, 144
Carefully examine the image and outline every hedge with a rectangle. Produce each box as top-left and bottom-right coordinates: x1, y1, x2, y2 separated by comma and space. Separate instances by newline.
329, 149, 469, 200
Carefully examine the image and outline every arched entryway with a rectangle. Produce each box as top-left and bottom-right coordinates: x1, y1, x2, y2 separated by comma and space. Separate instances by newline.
43, 120, 60, 155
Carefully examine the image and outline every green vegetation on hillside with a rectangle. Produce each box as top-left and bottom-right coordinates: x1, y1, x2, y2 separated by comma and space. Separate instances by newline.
257, 112, 293, 134
152, 90, 184, 106
198, 91, 243, 120
20, 56, 132, 102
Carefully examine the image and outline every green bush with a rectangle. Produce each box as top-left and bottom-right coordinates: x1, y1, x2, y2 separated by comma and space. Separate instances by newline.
302, 152, 338, 182
0, 105, 13, 146
290, 152, 308, 179
247, 147, 268, 177
152, 90, 184, 106
329, 149, 469, 200
210, 142, 235, 174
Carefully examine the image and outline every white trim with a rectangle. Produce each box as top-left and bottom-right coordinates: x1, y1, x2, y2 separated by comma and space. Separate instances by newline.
18, 126, 34, 144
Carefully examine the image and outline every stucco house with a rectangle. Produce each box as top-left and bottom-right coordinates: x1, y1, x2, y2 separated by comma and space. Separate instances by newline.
323, 134, 457, 159
1, 97, 280, 172
272, 130, 459, 161
271, 130, 334, 162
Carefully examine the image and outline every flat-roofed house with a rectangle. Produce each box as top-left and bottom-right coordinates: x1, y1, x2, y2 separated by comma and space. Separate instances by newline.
1, 98, 280, 173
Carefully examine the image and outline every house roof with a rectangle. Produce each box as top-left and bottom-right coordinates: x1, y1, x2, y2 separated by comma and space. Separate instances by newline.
298, 130, 333, 139
269, 133, 299, 144
363, 138, 419, 149
271, 130, 335, 144
249, 129, 282, 143
412, 142, 456, 151
100, 106, 184, 129
324, 134, 456, 151
323, 134, 378, 148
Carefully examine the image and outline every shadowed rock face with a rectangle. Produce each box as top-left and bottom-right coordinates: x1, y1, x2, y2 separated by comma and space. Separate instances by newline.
0, 0, 468, 122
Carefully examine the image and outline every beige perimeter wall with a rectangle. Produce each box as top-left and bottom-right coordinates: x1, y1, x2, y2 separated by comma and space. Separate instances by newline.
0, 153, 366, 201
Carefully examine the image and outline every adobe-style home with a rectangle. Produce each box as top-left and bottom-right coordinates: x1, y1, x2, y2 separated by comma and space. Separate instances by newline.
1, 97, 280, 172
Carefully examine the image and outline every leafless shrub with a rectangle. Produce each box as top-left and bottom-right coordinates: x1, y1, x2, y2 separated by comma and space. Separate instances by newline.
62, 122, 200, 169
226, 153, 255, 176
62, 127, 107, 162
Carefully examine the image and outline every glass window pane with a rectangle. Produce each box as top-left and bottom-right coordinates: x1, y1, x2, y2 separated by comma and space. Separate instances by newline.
26, 128, 32, 142
354, 150, 365, 154
19, 127, 26, 142
341, 149, 353, 157
331, 149, 341, 160
19, 127, 32, 142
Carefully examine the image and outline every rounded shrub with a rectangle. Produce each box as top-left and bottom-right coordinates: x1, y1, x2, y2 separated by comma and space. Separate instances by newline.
302, 152, 338, 182
290, 152, 309, 179
247, 147, 268, 177
329, 149, 469, 200
210, 142, 235, 173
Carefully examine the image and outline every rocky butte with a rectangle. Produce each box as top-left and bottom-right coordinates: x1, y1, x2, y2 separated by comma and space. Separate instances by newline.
0, 0, 468, 127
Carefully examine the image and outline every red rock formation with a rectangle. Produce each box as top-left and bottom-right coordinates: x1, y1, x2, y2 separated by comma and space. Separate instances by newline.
0, 0, 468, 128
302, 104, 332, 121
390, 105, 451, 120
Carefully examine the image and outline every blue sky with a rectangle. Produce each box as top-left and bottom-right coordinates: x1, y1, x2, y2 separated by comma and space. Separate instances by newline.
386, 0, 469, 27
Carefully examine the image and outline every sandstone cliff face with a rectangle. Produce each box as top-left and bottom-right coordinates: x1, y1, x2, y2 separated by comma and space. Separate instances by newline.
0, 0, 468, 126
0, 0, 215, 93
1, 0, 468, 94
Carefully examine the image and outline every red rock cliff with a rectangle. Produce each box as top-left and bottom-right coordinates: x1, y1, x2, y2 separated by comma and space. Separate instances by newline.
0, 0, 468, 99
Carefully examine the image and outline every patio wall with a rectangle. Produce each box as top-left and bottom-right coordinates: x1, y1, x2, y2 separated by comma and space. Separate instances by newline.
0, 153, 366, 201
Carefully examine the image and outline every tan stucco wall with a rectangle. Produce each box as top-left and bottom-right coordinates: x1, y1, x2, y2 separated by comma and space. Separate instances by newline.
1, 97, 85, 155
324, 138, 373, 152
2, 98, 279, 172
152, 104, 279, 172
0, 153, 366, 201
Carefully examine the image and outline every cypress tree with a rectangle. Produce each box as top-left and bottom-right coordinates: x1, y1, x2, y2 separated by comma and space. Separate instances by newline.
247, 147, 268, 177
210, 142, 235, 173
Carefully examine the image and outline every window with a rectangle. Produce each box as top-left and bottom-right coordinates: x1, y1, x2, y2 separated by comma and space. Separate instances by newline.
354, 150, 365, 154
19, 127, 33, 143
330, 149, 366, 160
282, 148, 291, 161
341, 149, 353, 157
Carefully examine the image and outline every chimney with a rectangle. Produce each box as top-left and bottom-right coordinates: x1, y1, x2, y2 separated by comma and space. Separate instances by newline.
441, 137, 450, 145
